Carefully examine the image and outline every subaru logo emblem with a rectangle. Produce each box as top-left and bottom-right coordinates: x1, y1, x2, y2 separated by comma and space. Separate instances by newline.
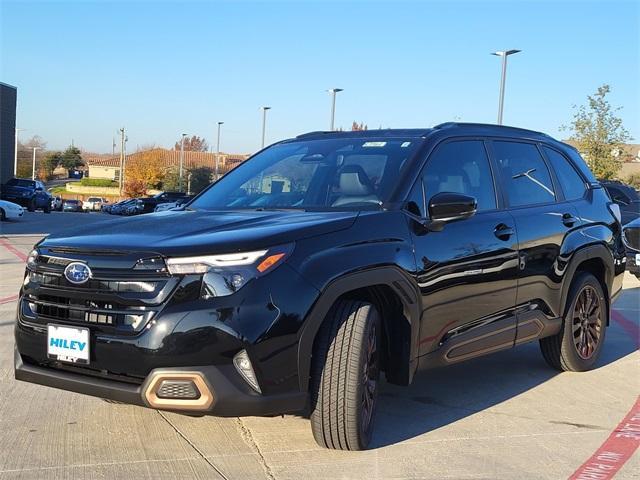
64, 262, 92, 285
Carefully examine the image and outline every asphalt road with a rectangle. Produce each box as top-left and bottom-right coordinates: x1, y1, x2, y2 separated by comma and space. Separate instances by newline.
0, 212, 638, 479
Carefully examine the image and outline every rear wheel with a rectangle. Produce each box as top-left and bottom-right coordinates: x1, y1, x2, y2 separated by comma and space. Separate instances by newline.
44, 202, 51, 213
310, 300, 381, 451
540, 272, 607, 372
0, 208, 6, 221
27, 199, 36, 212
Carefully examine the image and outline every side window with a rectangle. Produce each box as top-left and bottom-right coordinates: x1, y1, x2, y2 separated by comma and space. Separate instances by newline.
493, 141, 556, 207
410, 140, 496, 214
542, 146, 586, 201
605, 186, 629, 204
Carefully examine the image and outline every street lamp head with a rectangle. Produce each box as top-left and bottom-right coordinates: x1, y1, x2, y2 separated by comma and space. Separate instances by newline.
329, 88, 344, 93
261, 106, 271, 111
218, 121, 224, 126
182, 133, 188, 137
492, 49, 521, 57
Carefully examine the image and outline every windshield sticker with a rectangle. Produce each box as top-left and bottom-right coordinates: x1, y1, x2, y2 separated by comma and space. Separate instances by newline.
401, 142, 411, 148
362, 142, 387, 148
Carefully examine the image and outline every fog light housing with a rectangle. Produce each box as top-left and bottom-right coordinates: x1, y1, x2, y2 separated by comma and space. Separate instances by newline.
233, 350, 261, 393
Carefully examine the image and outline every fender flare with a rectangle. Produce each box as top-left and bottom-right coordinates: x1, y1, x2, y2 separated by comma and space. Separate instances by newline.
296, 266, 421, 392
559, 243, 614, 322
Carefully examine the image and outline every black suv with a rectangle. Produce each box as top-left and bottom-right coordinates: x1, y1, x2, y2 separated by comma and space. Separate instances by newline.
14, 123, 625, 450
600, 180, 640, 225
1, 178, 52, 212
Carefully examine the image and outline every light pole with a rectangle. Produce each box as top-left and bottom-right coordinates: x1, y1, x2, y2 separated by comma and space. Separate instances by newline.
328, 88, 343, 131
14, 128, 25, 176
31, 147, 40, 180
261, 107, 271, 149
216, 122, 223, 180
491, 50, 521, 125
179, 133, 187, 192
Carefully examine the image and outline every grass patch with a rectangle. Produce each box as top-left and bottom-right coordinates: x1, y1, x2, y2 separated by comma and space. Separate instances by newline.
80, 178, 118, 187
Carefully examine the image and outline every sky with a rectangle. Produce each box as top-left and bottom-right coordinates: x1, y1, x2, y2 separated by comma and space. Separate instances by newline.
1, 0, 638, 155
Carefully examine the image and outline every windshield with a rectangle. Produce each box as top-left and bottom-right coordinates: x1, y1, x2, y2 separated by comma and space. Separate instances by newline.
7, 179, 35, 188
190, 137, 422, 210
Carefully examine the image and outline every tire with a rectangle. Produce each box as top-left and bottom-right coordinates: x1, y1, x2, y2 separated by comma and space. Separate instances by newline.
310, 300, 381, 451
540, 272, 607, 372
27, 199, 36, 212
44, 203, 51, 213
0, 208, 5, 221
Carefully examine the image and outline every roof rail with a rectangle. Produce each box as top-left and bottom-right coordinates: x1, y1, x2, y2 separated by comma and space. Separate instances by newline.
295, 131, 331, 139
434, 122, 548, 137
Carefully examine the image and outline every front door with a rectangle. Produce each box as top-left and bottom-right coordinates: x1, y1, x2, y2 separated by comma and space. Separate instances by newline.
409, 139, 519, 356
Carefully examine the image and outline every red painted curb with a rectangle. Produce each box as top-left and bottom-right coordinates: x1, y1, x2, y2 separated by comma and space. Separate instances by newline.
0, 294, 18, 305
0, 238, 28, 262
568, 396, 640, 480
611, 309, 640, 349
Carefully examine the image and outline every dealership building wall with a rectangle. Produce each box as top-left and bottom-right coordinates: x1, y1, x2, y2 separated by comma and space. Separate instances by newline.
0, 82, 17, 187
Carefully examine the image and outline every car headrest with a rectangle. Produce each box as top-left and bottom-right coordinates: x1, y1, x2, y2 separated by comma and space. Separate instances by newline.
338, 164, 374, 196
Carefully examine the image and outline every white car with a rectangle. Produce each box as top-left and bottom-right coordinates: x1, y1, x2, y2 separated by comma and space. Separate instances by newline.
0, 199, 25, 221
82, 197, 108, 212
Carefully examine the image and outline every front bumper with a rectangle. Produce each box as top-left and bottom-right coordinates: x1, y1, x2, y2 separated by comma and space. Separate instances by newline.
14, 346, 306, 416
627, 250, 640, 276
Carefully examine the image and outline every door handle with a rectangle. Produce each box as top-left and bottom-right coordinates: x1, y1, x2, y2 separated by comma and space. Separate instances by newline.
562, 213, 577, 227
494, 224, 515, 241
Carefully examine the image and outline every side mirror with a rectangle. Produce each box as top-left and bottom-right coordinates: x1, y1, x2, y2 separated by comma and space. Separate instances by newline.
428, 192, 477, 224
35, 186, 43, 191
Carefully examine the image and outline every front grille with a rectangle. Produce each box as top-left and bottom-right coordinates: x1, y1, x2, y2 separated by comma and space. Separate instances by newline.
156, 380, 201, 399
29, 271, 160, 293
624, 227, 640, 251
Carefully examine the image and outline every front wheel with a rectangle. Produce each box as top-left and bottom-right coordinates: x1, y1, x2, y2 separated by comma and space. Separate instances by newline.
540, 272, 607, 372
27, 199, 36, 212
44, 203, 51, 213
310, 300, 381, 451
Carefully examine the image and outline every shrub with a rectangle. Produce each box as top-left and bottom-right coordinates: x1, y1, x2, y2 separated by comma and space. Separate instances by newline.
80, 178, 118, 187
625, 172, 640, 190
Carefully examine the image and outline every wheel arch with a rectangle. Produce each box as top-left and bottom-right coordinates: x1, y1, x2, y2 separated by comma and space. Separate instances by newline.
297, 266, 421, 392
560, 244, 614, 326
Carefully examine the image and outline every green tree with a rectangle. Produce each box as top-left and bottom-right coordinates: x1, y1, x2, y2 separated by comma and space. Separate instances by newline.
60, 146, 84, 170
187, 167, 214, 194
563, 85, 631, 179
162, 167, 181, 192
40, 152, 63, 180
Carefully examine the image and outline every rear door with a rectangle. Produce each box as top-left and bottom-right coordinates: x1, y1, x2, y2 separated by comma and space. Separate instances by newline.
489, 140, 579, 332
409, 139, 520, 357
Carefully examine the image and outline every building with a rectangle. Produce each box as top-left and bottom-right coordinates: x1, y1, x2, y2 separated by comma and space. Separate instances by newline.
84, 148, 249, 180
0, 82, 17, 187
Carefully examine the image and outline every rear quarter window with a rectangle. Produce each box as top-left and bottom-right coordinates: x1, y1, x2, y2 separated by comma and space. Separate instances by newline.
542, 146, 586, 201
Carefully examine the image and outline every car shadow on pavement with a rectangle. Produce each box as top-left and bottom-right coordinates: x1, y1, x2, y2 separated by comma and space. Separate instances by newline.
370, 334, 637, 448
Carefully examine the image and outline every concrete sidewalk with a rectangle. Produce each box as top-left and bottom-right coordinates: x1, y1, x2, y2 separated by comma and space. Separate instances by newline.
0, 230, 638, 479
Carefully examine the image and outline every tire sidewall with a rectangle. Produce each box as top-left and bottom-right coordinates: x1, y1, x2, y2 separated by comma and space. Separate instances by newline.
354, 308, 382, 449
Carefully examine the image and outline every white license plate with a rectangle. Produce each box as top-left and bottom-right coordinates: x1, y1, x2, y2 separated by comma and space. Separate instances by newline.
47, 325, 90, 364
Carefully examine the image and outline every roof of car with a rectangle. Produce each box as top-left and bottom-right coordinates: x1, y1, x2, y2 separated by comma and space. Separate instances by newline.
293, 122, 555, 142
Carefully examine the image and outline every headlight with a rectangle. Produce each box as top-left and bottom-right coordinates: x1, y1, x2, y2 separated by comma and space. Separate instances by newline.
27, 249, 38, 268
165, 244, 293, 297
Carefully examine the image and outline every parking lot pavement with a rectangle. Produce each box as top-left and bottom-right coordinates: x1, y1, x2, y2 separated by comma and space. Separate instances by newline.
0, 230, 638, 480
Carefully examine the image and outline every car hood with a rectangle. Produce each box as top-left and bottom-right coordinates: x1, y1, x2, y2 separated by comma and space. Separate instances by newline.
40, 209, 359, 256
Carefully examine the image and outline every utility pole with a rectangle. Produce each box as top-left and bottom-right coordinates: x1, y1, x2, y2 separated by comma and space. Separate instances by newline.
491, 50, 521, 125
328, 88, 343, 131
112, 137, 116, 156
179, 133, 187, 192
119, 128, 125, 194
14, 128, 24, 176
216, 122, 223, 180
261, 107, 271, 149
31, 147, 40, 180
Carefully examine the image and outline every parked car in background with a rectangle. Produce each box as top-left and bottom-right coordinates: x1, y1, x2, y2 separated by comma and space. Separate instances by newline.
108, 199, 137, 215
601, 180, 640, 225
1, 178, 51, 212
622, 218, 640, 279
13, 123, 626, 451
125, 198, 160, 216
154, 196, 193, 212
0, 199, 24, 221
62, 199, 83, 212
51, 196, 63, 211
82, 197, 108, 212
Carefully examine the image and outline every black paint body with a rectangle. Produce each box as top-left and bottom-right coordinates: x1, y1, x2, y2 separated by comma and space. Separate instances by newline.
14, 123, 625, 415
